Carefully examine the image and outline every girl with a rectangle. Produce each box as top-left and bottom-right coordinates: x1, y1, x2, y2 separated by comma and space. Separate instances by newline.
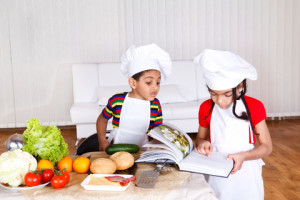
96, 44, 172, 151
194, 49, 272, 200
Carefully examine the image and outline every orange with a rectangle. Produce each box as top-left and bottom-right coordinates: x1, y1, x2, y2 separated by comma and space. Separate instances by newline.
73, 157, 90, 174
57, 156, 73, 173
37, 159, 54, 169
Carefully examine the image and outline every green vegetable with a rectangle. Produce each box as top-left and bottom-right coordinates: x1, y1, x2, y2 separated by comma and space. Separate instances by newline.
105, 144, 140, 155
0, 149, 37, 187
22, 118, 69, 165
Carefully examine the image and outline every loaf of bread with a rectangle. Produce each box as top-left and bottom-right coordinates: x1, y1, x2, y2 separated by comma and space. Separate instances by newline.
90, 158, 117, 174
110, 151, 135, 170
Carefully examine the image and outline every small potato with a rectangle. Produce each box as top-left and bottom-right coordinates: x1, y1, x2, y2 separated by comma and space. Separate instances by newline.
110, 151, 134, 170
90, 158, 116, 174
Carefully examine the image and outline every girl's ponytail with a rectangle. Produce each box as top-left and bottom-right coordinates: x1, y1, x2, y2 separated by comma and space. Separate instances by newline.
233, 79, 259, 135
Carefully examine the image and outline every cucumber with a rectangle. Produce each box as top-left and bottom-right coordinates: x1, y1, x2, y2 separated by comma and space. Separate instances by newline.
105, 144, 140, 155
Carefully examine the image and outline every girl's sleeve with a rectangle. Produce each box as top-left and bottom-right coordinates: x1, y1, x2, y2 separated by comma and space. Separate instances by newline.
247, 98, 267, 126
154, 99, 163, 127
198, 100, 212, 128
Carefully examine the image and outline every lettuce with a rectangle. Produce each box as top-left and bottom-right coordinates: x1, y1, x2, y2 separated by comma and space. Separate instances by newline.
22, 118, 69, 165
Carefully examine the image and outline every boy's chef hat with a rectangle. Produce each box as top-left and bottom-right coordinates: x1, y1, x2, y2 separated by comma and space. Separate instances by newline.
194, 49, 257, 90
120, 43, 172, 81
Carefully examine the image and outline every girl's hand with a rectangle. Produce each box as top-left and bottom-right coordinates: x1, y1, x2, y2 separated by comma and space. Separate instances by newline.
195, 140, 213, 157
227, 152, 246, 174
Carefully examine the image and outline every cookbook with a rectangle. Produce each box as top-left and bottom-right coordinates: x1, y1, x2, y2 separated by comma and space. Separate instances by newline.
135, 122, 234, 178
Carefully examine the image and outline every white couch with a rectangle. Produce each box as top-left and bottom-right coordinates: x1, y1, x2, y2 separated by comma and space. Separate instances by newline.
70, 61, 210, 143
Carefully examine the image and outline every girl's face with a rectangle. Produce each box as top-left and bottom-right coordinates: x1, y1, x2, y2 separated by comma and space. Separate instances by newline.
209, 88, 234, 110
209, 83, 244, 109
129, 70, 161, 101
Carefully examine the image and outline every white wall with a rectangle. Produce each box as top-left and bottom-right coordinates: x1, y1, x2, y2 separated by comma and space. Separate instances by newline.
0, 0, 299, 128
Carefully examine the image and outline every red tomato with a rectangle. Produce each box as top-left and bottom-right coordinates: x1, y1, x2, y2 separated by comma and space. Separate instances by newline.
51, 175, 67, 188
61, 170, 70, 184
24, 172, 41, 187
41, 169, 54, 183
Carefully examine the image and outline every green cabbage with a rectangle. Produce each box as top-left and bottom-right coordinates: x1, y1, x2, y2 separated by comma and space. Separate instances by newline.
22, 118, 69, 165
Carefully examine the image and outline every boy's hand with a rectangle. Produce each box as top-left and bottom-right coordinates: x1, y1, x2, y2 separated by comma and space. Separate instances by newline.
99, 140, 110, 151
195, 140, 213, 157
227, 153, 246, 174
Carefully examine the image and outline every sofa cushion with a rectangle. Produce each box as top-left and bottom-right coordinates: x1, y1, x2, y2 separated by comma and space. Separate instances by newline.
97, 63, 128, 86
161, 99, 207, 120
195, 66, 210, 99
162, 61, 198, 102
72, 64, 99, 103
97, 84, 187, 106
70, 103, 103, 124
97, 85, 131, 106
157, 85, 187, 104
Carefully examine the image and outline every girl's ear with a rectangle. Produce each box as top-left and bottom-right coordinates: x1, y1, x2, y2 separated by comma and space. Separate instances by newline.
128, 78, 136, 89
237, 82, 244, 93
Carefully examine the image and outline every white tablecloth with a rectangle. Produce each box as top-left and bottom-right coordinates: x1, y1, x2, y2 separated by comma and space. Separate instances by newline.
0, 152, 217, 200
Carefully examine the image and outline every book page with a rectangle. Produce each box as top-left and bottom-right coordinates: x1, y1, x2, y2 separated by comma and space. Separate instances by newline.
136, 149, 178, 163
143, 141, 175, 154
178, 151, 234, 177
147, 122, 194, 161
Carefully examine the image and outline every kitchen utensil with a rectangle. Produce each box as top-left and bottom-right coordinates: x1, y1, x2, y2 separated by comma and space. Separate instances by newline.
135, 159, 170, 188
5, 133, 23, 151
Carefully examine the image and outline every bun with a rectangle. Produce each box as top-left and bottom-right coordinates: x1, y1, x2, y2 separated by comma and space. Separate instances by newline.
90, 158, 117, 174
110, 151, 134, 170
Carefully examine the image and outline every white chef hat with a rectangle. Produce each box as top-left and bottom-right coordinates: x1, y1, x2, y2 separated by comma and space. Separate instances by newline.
194, 49, 257, 90
120, 43, 172, 82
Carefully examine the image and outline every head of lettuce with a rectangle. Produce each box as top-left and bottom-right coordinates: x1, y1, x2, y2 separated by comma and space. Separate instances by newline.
22, 118, 69, 165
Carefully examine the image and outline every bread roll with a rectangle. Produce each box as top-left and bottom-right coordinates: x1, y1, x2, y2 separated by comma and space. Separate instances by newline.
90, 158, 117, 174
110, 151, 134, 170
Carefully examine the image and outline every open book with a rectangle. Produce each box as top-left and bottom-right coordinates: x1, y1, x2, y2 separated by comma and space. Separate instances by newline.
135, 122, 234, 178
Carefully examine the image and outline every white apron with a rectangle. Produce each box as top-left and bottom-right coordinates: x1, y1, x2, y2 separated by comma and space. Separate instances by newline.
206, 99, 265, 200
107, 94, 150, 148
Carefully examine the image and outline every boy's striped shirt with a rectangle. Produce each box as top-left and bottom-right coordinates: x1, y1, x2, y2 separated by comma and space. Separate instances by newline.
102, 92, 163, 132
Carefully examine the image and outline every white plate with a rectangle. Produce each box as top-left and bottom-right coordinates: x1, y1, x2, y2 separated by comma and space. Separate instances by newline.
81, 174, 133, 191
0, 182, 50, 191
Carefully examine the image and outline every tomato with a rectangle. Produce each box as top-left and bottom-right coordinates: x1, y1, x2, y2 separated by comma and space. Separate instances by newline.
61, 170, 70, 184
41, 169, 54, 183
51, 175, 67, 188
24, 172, 41, 187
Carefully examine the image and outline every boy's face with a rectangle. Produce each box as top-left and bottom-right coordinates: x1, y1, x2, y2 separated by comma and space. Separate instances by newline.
129, 70, 161, 101
209, 88, 234, 109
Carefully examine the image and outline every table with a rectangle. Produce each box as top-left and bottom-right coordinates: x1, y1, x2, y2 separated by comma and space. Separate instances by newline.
0, 152, 217, 200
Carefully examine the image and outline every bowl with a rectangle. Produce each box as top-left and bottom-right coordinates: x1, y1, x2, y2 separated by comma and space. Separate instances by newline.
6, 133, 24, 151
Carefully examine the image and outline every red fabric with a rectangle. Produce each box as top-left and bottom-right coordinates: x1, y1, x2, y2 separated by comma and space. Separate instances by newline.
198, 96, 266, 129
249, 126, 256, 144
198, 96, 266, 144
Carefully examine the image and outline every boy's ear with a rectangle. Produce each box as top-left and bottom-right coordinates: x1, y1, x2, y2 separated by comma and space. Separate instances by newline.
128, 78, 136, 89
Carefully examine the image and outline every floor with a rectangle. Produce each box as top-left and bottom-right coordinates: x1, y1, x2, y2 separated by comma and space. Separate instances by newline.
0, 119, 300, 200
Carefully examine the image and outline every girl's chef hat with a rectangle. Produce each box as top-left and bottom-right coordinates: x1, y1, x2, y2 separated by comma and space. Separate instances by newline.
194, 49, 257, 90
120, 43, 172, 81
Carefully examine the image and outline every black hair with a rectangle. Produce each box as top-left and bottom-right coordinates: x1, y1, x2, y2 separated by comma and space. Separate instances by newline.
131, 71, 145, 81
131, 69, 154, 81
204, 79, 259, 135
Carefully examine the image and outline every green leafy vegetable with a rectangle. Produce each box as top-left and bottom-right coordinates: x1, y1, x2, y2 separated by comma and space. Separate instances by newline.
22, 118, 69, 165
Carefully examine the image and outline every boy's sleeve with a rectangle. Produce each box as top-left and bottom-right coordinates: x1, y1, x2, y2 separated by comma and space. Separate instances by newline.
153, 99, 163, 127
101, 97, 115, 119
